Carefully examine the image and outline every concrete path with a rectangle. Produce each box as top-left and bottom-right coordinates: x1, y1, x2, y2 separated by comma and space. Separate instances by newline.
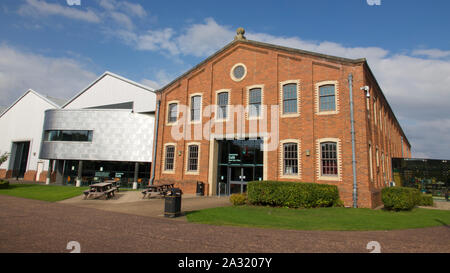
0, 195, 449, 253
59, 191, 231, 219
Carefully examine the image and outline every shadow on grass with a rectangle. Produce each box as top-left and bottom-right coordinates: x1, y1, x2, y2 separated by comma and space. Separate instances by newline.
1, 184, 36, 190
183, 210, 200, 217
435, 219, 449, 228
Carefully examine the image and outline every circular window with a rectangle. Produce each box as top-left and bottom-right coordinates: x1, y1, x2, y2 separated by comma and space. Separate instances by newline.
230, 63, 247, 82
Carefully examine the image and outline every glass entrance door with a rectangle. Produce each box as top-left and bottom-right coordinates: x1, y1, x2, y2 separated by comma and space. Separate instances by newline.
217, 138, 263, 196
229, 166, 254, 194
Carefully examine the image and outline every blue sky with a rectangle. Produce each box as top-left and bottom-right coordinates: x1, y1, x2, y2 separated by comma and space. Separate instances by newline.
1, 0, 450, 159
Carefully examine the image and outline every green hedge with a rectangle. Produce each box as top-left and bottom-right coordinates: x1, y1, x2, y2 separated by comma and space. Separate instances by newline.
418, 194, 434, 207
247, 181, 340, 208
381, 187, 423, 211
0, 180, 10, 189
229, 193, 248, 206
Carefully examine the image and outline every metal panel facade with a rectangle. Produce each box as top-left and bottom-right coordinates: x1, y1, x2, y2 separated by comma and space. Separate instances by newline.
40, 109, 154, 162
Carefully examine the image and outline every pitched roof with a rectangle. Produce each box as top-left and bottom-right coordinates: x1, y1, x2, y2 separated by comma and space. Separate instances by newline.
0, 89, 61, 119
44, 95, 67, 107
156, 39, 366, 93
155, 37, 411, 148
62, 71, 155, 108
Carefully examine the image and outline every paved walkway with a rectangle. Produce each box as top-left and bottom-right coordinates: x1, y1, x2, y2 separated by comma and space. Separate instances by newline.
0, 195, 449, 253
59, 191, 231, 219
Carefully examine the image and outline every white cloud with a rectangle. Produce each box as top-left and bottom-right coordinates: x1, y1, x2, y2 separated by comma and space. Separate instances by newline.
120, 1, 147, 18
109, 11, 134, 30
412, 49, 450, 59
18, 0, 100, 23
0, 44, 97, 106
176, 18, 234, 57
135, 29, 180, 55
141, 70, 176, 89
18, 0, 151, 30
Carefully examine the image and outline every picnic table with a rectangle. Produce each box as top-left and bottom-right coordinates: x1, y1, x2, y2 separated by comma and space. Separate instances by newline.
83, 182, 118, 200
141, 183, 175, 199
103, 180, 121, 192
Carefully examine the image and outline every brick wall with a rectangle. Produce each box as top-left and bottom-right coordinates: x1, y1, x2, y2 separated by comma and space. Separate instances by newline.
153, 40, 410, 208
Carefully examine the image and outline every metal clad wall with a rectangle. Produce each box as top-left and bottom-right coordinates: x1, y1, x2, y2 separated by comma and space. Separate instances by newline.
40, 109, 154, 162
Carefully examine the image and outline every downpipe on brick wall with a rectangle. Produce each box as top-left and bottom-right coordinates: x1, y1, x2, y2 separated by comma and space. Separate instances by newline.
349, 73, 358, 208
150, 100, 161, 186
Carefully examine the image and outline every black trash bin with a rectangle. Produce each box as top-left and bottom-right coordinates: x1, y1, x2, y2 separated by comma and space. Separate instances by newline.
164, 188, 182, 218
196, 181, 204, 196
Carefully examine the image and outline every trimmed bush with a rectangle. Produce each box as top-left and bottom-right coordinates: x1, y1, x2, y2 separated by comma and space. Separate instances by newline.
230, 193, 247, 206
418, 194, 434, 207
0, 180, 10, 189
247, 181, 340, 209
382, 187, 422, 211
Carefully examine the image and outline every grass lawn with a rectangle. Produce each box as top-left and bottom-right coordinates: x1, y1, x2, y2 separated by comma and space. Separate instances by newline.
186, 205, 450, 231
0, 184, 89, 202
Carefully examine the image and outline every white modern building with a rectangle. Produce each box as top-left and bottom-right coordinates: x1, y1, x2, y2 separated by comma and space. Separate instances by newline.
39, 72, 156, 187
0, 90, 63, 181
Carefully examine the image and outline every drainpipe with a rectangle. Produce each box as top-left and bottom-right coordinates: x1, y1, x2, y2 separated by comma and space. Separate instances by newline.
149, 100, 161, 186
348, 73, 358, 208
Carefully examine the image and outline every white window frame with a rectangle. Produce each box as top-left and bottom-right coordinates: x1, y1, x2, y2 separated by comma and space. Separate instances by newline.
279, 139, 301, 179
279, 80, 301, 118
315, 81, 339, 115
246, 84, 264, 120
316, 138, 342, 181
215, 89, 230, 122
189, 93, 203, 124
185, 142, 201, 175
166, 100, 179, 126
162, 143, 177, 174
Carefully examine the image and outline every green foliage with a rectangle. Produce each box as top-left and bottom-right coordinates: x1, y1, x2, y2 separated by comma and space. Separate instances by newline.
0, 180, 9, 189
382, 187, 423, 211
229, 193, 248, 206
247, 181, 340, 209
0, 152, 8, 166
418, 194, 434, 207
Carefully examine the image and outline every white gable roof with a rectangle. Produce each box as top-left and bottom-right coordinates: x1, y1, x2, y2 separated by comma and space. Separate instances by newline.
0, 89, 60, 119
62, 71, 156, 113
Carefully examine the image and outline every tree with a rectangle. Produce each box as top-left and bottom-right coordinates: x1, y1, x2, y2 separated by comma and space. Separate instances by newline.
0, 152, 8, 166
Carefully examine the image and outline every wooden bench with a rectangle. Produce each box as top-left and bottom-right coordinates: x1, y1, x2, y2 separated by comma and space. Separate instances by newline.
105, 188, 116, 199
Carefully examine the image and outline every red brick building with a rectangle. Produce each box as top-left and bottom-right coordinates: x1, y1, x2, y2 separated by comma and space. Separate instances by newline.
152, 29, 411, 208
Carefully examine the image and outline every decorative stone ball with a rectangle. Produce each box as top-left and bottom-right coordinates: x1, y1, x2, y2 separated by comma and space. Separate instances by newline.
236, 27, 245, 35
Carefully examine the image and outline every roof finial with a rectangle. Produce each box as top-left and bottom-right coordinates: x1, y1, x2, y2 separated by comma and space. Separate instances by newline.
234, 27, 246, 40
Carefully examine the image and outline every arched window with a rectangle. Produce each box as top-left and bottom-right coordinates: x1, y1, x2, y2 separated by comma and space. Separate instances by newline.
190, 95, 201, 122
319, 84, 336, 112
282, 83, 297, 114
164, 145, 175, 171
187, 144, 199, 172
283, 142, 298, 175
320, 142, 338, 176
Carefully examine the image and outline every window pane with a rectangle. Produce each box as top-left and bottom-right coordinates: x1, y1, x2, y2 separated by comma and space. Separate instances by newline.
188, 145, 199, 171
283, 143, 298, 175
191, 96, 201, 121
45, 130, 93, 142
249, 88, 261, 117
319, 85, 336, 112
321, 142, 338, 176
283, 84, 297, 114
168, 103, 178, 123
165, 146, 175, 170
217, 92, 228, 119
